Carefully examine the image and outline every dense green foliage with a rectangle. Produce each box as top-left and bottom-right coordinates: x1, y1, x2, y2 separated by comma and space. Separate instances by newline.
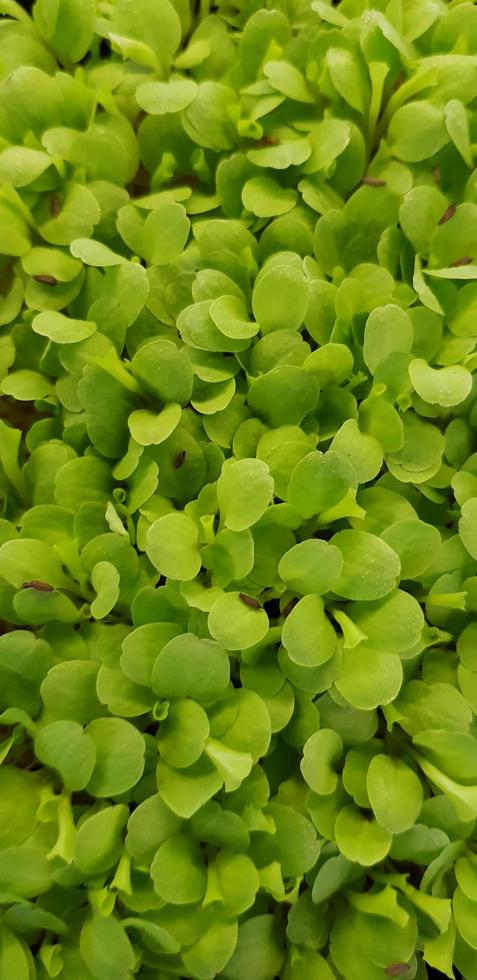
1, 0, 477, 977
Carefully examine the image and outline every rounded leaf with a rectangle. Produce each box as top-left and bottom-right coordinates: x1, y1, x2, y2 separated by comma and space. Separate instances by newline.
85, 718, 145, 798
208, 592, 269, 651
334, 805, 392, 867
151, 833, 207, 904
146, 511, 201, 581
333, 530, 401, 600
278, 539, 343, 594
35, 720, 96, 791
282, 595, 337, 667
366, 755, 423, 834
217, 459, 274, 531
242, 177, 297, 218
409, 358, 472, 408
152, 633, 230, 702
300, 729, 343, 795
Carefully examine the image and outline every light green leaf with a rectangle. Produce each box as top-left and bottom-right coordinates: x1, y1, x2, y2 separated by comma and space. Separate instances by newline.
409, 358, 472, 407
217, 459, 274, 531
366, 755, 423, 833
91, 561, 120, 620
208, 591, 269, 651
264, 60, 313, 103
300, 728, 343, 795
333, 530, 401, 600
278, 539, 343, 594
152, 633, 230, 702
85, 718, 145, 798
32, 311, 96, 344
70, 238, 125, 266
445, 99, 472, 167
136, 78, 197, 114
242, 177, 297, 218
146, 511, 201, 581
80, 915, 134, 980
334, 805, 392, 867
0, 146, 52, 187
143, 202, 190, 265
151, 833, 207, 905
128, 403, 181, 446
282, 594, 337, 667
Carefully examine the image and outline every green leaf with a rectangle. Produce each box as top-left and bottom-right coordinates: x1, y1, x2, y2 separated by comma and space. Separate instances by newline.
35, 720, 96, 791
157, 756, 223, 818
366, 755, 423, 833
350, 590, 424, 654
0, 146, 51, 187
41, 660, 102, 724
217, 459, 274, 531
409, 359, 472, 407
363, 305, 413, 373
157, 698, 209, 768
312, 853, 357, 904
70, 238, 125, 267
222, 915, 284, 980
287, 451, 357, 519
336, 645, 403, 710
0, 768, 42, 849
400, 186, 447, 257
85, 718, 145, 798
330, 419, 383, 484
0, 538, 71, 590
152, 633, 230, 702
208, 591, 269, 651
334, 805, 392, 867
1, 370, 53, 401
128, 403, 182, 447
143, 202, 190, 265
183, 81, 236, 151
136, 78, 197, 114
413, 730, 477, 782
91, 561, 120, 620
32, 311, 96, 344
380, 520, 441, 579
0, 925, 31, 980
252, 265, 309, 334
388, 101, 448, 162
460, 497, 477, 559
121, 622, 181, 687
204, 738, 253, 792
278, 539, 343, 594
34, 0, 96, 63
301, 728, 343, 795
326, 46, 369, 114
242, 178, 297, 218
398, 683, 472, 743
209, 295, 258, 340
183, 917, 239, 980
111, 0, 181, 70
146, 511, 201, 581
332, 530, 401, 601
74, 805, 128, 875
126, 793, 182, 862
80, 915, 134, 980
304, 118, 350, 174
453, 888, 477, 950
445, 99, 472, 166
0, 846, 52, 898
151, 833, 207, 904
282, 595, 337, 667
131, 338, 193, 405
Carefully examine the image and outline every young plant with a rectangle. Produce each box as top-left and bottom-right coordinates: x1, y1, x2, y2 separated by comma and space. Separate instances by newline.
0, 0, 476, 978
